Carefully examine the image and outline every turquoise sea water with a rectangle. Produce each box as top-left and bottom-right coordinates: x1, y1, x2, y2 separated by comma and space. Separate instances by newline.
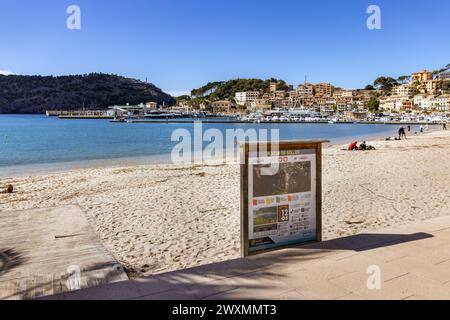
0, 115, 410, 169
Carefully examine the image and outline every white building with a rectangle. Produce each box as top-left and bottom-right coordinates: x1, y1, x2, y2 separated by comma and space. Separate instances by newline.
392, 84, 416, 96
432, 95, 450, 111
380, 95, 410, 111
333, 89, 356, 99
235, 91, 260, 106
413, 94, 433, 109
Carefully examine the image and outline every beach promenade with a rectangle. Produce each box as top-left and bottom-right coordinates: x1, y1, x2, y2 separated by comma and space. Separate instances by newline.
43, 215, 450, 300
0, 205, 128, 300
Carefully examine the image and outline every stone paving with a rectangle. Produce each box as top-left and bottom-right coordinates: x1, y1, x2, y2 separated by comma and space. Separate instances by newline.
44, 215, 450, 300
0, 206, 128, 300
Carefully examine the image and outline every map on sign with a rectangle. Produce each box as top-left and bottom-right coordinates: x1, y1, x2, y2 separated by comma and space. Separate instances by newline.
247, 149, 317, 252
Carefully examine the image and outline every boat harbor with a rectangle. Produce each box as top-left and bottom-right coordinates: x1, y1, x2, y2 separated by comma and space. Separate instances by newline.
47, 106, 449, 125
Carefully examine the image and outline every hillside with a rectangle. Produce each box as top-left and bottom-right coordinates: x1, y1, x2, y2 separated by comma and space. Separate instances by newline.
190, 78, 290, 100
0, 73, 175, 114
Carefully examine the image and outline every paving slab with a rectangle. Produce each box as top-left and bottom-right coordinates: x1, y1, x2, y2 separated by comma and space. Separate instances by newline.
0, 205, 128, 300
42, 216, 450, 300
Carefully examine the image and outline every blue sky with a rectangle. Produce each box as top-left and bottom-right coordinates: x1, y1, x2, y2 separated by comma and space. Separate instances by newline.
0, 0, 449, 95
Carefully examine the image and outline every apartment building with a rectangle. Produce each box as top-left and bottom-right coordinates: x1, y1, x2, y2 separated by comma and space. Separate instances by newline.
145, 101, 158, 109
336, 100, 353, 112
425, 79, 443, 93
333, 89, 356, 99
411, 70, 433, 83
314, 83, 334, 97
269, 82, 278, 93
392, 84, 416, 96
249, 99, 272, 112
413, 94, 434, 110
380, 95, 411, 111
235, 91, 260, 106
211, 100, 234, 112
432, 95, 450, 111
296, 83, 315, 96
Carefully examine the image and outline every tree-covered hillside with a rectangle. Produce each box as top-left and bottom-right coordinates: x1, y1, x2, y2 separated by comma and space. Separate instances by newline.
0, 73, 175, 114
190, 78, 290, 100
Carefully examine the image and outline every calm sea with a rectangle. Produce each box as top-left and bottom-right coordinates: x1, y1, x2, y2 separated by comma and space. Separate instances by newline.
0, 114, 409, 172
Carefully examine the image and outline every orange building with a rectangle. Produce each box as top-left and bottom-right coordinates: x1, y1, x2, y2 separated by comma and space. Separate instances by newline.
411, 70, 433, 83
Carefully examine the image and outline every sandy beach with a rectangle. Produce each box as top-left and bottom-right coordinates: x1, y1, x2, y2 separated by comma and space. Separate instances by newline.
1, 129, 449, 278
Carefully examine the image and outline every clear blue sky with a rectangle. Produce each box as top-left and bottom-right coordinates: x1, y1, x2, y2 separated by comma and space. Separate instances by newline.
1, 0, 449, 95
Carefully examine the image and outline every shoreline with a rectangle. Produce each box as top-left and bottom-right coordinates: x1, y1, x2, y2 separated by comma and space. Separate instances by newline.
0, 125, 440, 179
1, 129, 449, 278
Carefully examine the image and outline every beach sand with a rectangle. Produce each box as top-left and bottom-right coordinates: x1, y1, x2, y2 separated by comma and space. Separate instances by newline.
1, 129, 449, 278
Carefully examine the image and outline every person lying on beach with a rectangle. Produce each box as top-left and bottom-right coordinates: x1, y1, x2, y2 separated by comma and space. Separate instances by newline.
386, 137, 401, 141
357, 141, 376, 151
348, 141, 358, 151
359, 141, 367, 150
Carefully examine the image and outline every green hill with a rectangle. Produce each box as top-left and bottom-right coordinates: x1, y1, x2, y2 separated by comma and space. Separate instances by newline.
0, 73, 175, 114
190, 78, 290, 100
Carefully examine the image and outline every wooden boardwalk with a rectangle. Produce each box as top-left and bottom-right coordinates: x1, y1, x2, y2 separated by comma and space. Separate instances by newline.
0, 205, 128, 300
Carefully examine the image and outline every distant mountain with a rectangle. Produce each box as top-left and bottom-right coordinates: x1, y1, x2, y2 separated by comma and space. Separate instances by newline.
0, 73, 175, 114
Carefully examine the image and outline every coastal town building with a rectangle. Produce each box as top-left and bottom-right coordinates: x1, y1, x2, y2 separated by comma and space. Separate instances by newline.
333, 89, 356, 99
425, 79, 443, 94
380, 95, 411, 111
413, 94, 435, 110
296, 83, 314, 96
269, 82, 278, 93
411, 70, 433, 83
211, 100, 235, 112
354, 90, 376, 100
392, 84, 416, 96
314, 83, 334, 97
431, 95, 450, 111
235, 91, 260, 106
145, 101, 158, 109
249, 99, 272, 111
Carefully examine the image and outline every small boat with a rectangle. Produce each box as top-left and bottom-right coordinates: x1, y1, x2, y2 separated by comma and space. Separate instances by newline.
110, 118, 126, 123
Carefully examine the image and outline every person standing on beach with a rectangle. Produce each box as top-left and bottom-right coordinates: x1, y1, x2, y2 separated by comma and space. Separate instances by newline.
420, 125, 424, 133
398, 127, 406, 140
444, 123, 447, 130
